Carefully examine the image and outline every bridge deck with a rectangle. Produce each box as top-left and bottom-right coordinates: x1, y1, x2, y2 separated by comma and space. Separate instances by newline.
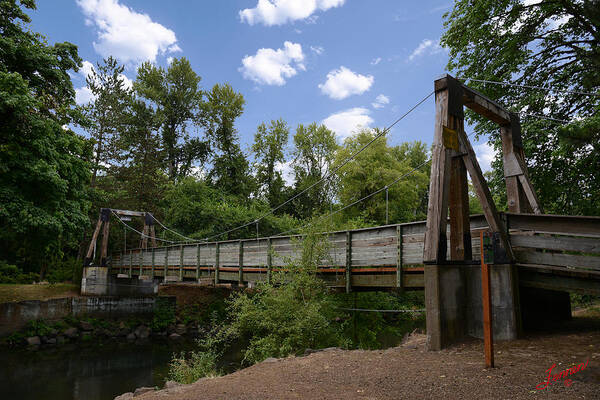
110, 213, 600, 294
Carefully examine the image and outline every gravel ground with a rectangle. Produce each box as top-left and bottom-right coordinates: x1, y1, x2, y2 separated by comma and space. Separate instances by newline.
133, 322, 600, 400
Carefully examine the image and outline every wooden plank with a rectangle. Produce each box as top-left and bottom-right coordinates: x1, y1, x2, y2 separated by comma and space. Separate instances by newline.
460, 84, 511, 125
100, 220, 111, 265
449, 136, 471, 261
424, 87, 451, 263
458, 128, 513, 260
179, 245, 184, 280
164, 246, 168, 283
129, 250, 133, 278
85, 217, 103, 260
397, 225, 403, 288
215, 242, 220, 284
196, 244, 200, 280
506, 213, 600, 237
346, 231, 352, 293
510, 234, 600, 254
239, 241, 244, 284
267, 238, 272, 284
514, 249, 600, 270
519, 269, 600, 295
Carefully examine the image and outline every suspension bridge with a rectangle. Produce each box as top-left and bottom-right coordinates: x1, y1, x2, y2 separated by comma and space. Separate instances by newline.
81, 74, 600, 351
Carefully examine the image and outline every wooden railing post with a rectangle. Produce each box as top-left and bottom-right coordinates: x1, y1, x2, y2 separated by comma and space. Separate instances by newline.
129, 250, 133, 278
397, 225, 403, 288
196, 244, 200, 280
267, 238, 272, 284
164, 246, 169, 282
151, 248, 155, 278
179, 244, 184, 281
139, 248, 143, 276
239, 240, 244, 285
214, 242, 220, 284
346, 231, 352, 293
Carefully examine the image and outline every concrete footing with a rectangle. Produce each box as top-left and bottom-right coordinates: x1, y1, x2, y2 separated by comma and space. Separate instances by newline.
81, 267, 159, 296
425, 263, 521, 350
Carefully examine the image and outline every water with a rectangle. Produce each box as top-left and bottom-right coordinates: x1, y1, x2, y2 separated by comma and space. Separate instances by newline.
0, 340, 198, 400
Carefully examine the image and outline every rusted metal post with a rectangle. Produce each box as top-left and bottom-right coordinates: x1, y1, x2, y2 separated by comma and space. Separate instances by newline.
480, 230, 494, 368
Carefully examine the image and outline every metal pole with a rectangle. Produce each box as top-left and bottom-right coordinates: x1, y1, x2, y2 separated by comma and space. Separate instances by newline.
480, 230, 494, 368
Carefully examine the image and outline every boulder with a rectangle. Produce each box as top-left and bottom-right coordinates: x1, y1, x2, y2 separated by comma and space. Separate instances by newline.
63, 327, 78, 339
45, 338, 57, 345
126, 333, 136, 341
114, 392, 133, 400
164, 381, 181, 389
134, 325, 150, 339
80, 321, 93, 331
26, 336, 41, 346
133, 387, 155, 397
168, 333, 181, 341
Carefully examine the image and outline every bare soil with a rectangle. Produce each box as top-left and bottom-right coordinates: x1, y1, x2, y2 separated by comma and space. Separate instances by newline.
0, 283, 79, 303
136, 313, 600, 400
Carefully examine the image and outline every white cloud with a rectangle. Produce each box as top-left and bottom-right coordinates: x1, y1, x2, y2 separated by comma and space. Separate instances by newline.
322, 107, 374, 139
240, 0, 345, 26
318, 66, 374, 100
408, 39, 443, 62
372, 94, 390, 109
310, 45, 324, 55
275, 161, 294, 186
166, 56, 174, 65
240, 41, 305, 86
370, 57, 382, 65
474, 142, 496, 172
75, 86, 95, 105
76, 0, 181, 65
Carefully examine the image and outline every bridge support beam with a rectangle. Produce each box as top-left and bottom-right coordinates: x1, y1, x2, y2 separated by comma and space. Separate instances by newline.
424, 75, 520, 351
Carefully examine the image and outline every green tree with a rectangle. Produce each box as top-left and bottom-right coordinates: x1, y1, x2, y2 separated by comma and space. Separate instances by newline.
0, 0, 91, 274
252, 119, 289, 208
84, 56, 132, 187
202, 83, 254, 198
442, 0, 600, 215
335, 130, 429, 225
135, 57, 208, 180
291, 123, 339, 219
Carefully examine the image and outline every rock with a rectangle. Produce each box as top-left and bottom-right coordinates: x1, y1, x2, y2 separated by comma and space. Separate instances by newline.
119, 321, 126, 329
168, 333, 181, 341
114, 392, 133, 400
134, 325, 150, 339
26, 336, 41, 346
164, 381, 181, 389
64, 327, 78, 339
304, 348, 316, 356
263, 357, 278, 363
118, 328, 129, 337
80, 321, 93, 331
133, 387, 155, 397
175, 324, 187, 335
45, 338, 57, 345
126, 333, 136, 341
48, 329, 58, 337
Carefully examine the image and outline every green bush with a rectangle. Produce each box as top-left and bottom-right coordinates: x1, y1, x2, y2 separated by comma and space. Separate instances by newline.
46, 257, 82, 283
168, 350, 220, 384
0, 261, 40, 284
151, 298, 176, 331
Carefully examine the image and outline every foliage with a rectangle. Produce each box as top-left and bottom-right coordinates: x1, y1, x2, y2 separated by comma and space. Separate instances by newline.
335, 130, 430, 225
44, 257, 82, 284
151, 297, 176, 331
252, 119, 289, 208
442, 0, 600, 216
0, 261, 39, 284
0, 0, 92, 275
290, 123, 339, 219
168, 350, 220, 384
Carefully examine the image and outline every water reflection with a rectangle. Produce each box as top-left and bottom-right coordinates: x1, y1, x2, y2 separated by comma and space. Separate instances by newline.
0, 340, 196, 400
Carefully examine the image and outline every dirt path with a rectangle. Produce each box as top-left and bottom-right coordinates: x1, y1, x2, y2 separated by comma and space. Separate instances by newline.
132, 322, 600, 400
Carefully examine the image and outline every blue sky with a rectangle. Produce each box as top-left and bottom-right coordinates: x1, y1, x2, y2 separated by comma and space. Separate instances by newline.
29, 0, 494, 172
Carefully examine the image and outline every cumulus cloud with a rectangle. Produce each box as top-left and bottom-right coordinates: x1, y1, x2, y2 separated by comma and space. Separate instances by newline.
474, 142, 496, 172
372, 94, 390, 109
240, 0, 345, 26
408, 38, 443, 61
318, 67, 374, 100
322, 108, 374, 139
240, 41, 305, 86
275, 161, 294, 186
77, 0, 181, 65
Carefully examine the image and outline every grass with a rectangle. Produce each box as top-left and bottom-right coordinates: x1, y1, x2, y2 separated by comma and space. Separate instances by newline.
0, 283, 79, 303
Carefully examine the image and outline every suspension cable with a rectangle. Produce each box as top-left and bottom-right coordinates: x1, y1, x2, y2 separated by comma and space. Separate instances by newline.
457, 77, 599, 97
150, 214, 204, 243
111, 210, 178, 244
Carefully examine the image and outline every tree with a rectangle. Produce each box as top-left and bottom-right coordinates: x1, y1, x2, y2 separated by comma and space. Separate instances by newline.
252, 119, 289, 208
290, 123, 339, 218
202, 83, 254, 198
84, 56, 132, 187
0, 0, 91, 274
335, 130, 429, 225
442, 0, 600, 215
135, 57, 208, 180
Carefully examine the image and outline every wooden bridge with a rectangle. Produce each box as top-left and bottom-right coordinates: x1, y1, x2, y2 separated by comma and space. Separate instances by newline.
109, 212, 600, 295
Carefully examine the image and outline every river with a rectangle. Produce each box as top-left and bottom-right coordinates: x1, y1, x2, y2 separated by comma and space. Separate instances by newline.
0, 340, 200, 400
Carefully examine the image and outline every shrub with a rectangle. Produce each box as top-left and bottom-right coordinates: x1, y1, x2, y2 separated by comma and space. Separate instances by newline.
168, 350, 220, 384
0, 261, 40, 284
46, 257, 82, 283
151, 297, 176, 331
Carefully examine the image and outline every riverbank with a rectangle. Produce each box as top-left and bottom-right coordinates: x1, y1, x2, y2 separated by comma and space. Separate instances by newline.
124, 312, 600, 400
0, 283, 79, 303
